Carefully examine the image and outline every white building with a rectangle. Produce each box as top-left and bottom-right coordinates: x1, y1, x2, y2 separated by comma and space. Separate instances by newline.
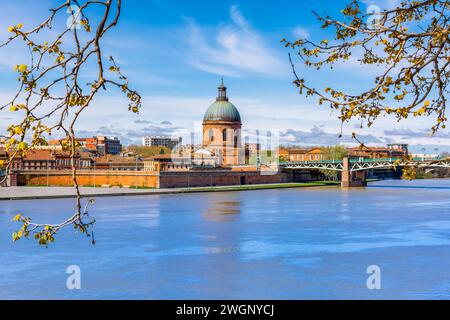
142, 136, 182, 149
412, 153, 440, 160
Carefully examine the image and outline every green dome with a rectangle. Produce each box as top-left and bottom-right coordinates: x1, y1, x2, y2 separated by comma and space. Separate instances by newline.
203, 100, 241, 123
204, 80, 242, 123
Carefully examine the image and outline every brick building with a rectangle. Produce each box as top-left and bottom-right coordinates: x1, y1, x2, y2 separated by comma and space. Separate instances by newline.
0, 147, 7, 162
202, 81, 243, 166
9, 150, 93, 171
280, 147, 325, 162
93, 155, 143, 171
47, 136, 122, 155
143, 148, 218, 172
142, 136, 182, 149
349, 145, 408, 159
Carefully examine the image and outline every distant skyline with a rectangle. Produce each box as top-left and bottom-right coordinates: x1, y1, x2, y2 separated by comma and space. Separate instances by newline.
0, 0, 449, 154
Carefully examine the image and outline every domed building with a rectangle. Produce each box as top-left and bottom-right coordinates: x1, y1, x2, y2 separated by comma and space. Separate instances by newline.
202, 80, 243, 166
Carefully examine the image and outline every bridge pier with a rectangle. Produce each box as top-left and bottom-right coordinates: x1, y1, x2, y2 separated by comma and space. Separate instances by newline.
341, 158, 367, 188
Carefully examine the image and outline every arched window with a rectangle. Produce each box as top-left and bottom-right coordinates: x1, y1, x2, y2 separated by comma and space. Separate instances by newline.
209, 129, 214, 142
234, 136, 238, 148
222, 129, 227, 142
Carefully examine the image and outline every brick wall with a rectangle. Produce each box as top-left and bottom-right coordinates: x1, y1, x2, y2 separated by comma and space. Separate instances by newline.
16, 170, 291, 189
17, 170, 159, 188
159, 171, 290, 188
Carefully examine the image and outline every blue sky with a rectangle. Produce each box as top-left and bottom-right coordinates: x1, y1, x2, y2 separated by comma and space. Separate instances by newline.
0, 0, 448, 154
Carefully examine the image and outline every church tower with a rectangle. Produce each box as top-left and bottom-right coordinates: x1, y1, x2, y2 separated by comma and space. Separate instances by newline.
202, 80, 243, 166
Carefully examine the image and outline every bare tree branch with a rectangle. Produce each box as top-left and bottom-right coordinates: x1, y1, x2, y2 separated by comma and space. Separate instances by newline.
283, 0, 449, 134
1, 0, 142, 246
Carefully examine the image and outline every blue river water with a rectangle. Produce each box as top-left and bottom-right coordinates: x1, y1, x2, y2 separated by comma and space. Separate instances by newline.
1, 179, 450, 300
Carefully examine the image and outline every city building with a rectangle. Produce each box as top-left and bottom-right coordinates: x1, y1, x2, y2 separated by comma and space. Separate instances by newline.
78, 138, 98, 152
143, 147, 218, 172
7, 81, 366, 188
33, 141, 63, 151
281, 147, 325, 162
192, 147, 217, 166
244, 143, 261, 164
387, 143, 409, 155
143, 154, 192, 172
9, 150, 92, 171
202, 80, 243, 166
43, 136, 122, 155
75, 136, 123, 155
93, 155, 143, 171
0, 147, 7, 179
96, 136, 122, 155
349, 145, 408, 159
54, 152, 93, 170
10, 150, 54, 171
0, 147, 7, 162
411, 153, 440, 160
142, 136, 182, 149
245, 143, 261, 154
278, 148, 289, 161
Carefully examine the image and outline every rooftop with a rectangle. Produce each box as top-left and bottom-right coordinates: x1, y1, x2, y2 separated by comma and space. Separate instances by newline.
203, 81, 241, 123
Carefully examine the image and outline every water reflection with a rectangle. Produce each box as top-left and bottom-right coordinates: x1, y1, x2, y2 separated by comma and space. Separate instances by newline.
203, 200, 241, 222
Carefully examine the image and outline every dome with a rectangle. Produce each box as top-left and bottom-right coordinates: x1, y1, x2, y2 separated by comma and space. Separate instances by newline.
203, 80, 241, 123
203, 100, 241, 123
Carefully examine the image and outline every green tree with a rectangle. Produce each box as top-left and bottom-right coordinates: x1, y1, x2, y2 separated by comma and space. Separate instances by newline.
127, 145, 171, 157
320, 145, 348, 181
321, 145, 348, 161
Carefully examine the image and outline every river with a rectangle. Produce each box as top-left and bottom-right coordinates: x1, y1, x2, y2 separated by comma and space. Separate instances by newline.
1, 179, 450, 299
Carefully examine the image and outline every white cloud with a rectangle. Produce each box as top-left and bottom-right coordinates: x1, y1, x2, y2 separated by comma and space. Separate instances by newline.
2, 86, 450, 148
292, 27, 310, 39
186, 5, 287, 77
229, 5, 250, 30
280, 126, 387, 146
360, 0, 401, 10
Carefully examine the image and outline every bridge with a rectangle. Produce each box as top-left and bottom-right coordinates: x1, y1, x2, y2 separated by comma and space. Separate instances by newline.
281, 157, 450, 172
280, 157, 450, 187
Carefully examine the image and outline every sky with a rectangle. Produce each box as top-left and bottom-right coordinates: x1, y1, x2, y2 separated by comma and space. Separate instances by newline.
0, 0, 448, 154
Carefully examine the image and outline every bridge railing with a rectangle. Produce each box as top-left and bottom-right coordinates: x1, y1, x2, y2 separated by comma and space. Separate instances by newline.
411, 156, 444, 161
349, 157, 401, 163
282, 156, 447, 166
282, 159, 342, 166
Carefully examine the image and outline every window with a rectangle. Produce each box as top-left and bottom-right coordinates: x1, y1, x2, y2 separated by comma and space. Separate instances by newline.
222, 129, 227, 142
209, 129, 214, 142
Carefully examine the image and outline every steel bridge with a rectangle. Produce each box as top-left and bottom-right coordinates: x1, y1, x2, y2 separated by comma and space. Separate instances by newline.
280, 157, 450, 172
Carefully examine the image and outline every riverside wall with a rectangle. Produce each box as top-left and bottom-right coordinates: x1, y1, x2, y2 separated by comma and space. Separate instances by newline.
14, 170, 291, 189
16, 170, 160, 188
159, 171, 290, 188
